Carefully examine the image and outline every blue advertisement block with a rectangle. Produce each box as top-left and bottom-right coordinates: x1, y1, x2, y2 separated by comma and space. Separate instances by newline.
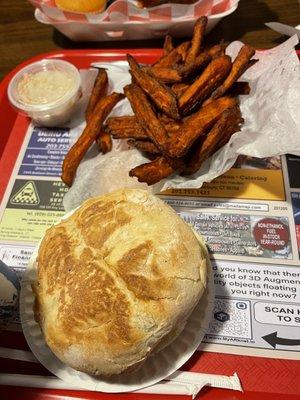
18, 127, 70, 177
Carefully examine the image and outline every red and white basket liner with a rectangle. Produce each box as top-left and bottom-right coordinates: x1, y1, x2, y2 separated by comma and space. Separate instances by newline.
28, 0, 239, 23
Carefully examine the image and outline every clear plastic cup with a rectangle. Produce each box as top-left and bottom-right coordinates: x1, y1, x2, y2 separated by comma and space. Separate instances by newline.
8, 59, 81, 127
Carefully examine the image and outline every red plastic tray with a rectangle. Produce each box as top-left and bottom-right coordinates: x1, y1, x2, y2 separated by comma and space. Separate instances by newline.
1, 49, 300, 400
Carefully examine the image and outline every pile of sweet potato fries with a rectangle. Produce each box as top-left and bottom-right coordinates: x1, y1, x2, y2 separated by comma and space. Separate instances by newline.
62, 17, 256, 187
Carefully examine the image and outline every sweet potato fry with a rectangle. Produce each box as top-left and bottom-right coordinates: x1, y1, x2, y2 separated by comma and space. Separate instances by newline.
153, 48, 181, 69
145, 67, 182, 84
179, 52, 211, 79
128, 139, 160, 155
208, 45, 255, 101
124, 84, 169, 152
217, 116, 243, 148
106, 116, 148, 139
130, 156, 175, 185
62, 92, 124, 187
153, 42, 190, 68
210, 108, 243, 150
166, 96, 238, 158
186, 16, 207, 64
176, 41, 190, 63
228, 81, 251, 96
246, 59, 258, 69
96, 129, 112, 154
127, 54, 180, 119
163, 35, 174, 55
172, 83, 189, 98
206, 43, 227, 58
203, 82, 252, 106
85, 69, 108, 122
178, 55, 232, 114
158, 114, 181, 136
184, 106, 243, 175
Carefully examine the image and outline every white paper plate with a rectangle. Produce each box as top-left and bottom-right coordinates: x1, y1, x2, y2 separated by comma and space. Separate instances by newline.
20, 211, 214, 393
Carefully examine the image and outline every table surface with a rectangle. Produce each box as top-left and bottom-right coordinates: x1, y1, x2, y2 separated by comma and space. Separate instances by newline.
1, 0, 300, 81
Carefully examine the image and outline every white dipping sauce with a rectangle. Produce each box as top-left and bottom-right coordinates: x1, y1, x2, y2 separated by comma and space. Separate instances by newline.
8, 59, 81, 127
17, 69, 76, 105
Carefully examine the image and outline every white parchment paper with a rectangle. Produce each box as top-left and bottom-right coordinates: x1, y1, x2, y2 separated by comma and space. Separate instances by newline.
64, 36, 300, 212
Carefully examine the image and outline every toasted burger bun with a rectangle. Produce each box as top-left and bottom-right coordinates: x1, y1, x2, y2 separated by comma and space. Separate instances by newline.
55, 0, 106, 13
34, 189, 207, 376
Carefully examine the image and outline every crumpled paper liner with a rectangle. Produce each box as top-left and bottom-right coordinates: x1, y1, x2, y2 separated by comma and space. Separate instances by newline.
63, 36, 300, 212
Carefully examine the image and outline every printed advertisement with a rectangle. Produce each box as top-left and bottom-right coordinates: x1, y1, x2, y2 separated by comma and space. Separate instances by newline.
180, 211, 292, 260
164, 156, 285, 201
18, 126, 70, 177
0, 179, 67, 241
0, 125, 300, 359
201, 260, 300, 359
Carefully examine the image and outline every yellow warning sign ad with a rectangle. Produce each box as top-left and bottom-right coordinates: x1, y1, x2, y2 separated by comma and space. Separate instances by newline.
164, 156, 285, 201
6, 179, 68, 211
10, 181, 40, 206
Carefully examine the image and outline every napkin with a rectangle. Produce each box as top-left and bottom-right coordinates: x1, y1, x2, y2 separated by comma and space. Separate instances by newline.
0, 372, 242, 397
0, 347, 242, 397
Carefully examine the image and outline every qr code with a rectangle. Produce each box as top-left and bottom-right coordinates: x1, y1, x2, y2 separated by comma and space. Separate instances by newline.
207, 297, 252, 339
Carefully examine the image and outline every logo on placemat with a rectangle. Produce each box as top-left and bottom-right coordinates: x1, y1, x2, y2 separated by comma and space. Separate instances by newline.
10, 181, 40, 206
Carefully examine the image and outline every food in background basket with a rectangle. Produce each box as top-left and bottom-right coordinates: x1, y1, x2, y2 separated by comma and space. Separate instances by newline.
137, 0, 198, 7
33, 188, 208, 376
61, 16, 256, 187
55, 0, 107, 13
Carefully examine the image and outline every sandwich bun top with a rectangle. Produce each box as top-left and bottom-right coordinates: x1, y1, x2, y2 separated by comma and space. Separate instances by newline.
55, 0, 106, 13
34, 189, 207, 376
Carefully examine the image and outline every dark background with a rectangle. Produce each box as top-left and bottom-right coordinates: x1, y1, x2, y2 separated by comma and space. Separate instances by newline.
286, 154, 300, 189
